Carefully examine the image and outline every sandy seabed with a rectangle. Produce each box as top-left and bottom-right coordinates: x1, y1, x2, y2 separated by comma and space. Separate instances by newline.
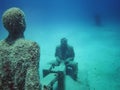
21, 21, 120, 90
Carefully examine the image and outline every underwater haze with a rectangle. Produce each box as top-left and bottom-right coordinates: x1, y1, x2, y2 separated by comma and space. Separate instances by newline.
0, 0, 120, 90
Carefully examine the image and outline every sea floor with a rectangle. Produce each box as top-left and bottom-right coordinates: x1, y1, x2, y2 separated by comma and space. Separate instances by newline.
0, 17, 119, 90
26, 21, 120, 90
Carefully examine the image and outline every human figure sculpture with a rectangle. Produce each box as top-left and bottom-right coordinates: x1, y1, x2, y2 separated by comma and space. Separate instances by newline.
53, 38, 78, 80
0, 7, 40, 90
94, 13, 101, 26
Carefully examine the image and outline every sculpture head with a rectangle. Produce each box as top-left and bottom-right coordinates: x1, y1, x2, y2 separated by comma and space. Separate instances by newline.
2, 7, 26, 35
60, 38, 68, 48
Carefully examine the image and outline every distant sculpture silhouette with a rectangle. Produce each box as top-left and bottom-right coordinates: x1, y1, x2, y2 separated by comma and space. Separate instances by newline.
94, 14, 101, 26
54, 38, 78, 80
0, 7, 41, 90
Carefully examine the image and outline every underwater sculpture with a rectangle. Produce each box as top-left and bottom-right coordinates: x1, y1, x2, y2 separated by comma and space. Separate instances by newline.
54, 38, 78, 80
94, 13, 101, 26
51, 38, 78, 81
0, 7, 40, 90
41, 38, 78, 90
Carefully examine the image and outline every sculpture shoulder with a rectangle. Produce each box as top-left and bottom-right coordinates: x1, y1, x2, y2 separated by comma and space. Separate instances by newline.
56, 45, 60, 49
56, 45, 61, 51
0, 39, 39, 49
0, 38, 40, 56
14, 39, 40, 48
0, 40, 7, 46
68, 45, 74, 50
0, 39, 40, 63
14, 39, 40, 56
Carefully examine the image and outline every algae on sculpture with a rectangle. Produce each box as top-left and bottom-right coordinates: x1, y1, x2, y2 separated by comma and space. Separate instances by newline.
0, 7, 41, 90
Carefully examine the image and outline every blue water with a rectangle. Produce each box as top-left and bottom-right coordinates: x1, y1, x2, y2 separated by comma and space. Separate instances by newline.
0, 0, 120, 90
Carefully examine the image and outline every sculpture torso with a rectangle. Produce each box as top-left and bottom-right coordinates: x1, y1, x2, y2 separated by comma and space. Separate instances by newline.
0, 38, 40, 90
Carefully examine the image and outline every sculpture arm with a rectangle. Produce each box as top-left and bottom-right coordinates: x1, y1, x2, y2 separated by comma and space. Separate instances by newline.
64, 57, 74, 64
56, 56, 61, 63
55, 46, 61, 64
65, 46, 75, 64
